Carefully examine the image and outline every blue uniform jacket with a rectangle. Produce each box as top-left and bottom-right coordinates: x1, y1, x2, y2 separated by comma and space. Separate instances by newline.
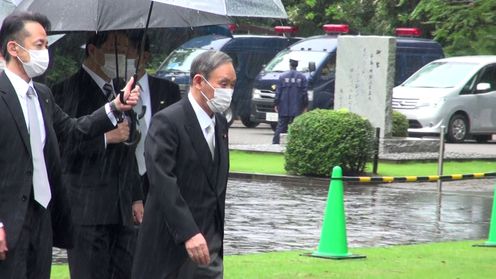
274, 70, 308, 117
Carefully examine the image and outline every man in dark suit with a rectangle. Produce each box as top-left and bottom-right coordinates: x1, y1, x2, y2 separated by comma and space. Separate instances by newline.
126, 31, 181, 202
132, 50, 236, 279
0, 12, 139, 279
51, 31, 144, 279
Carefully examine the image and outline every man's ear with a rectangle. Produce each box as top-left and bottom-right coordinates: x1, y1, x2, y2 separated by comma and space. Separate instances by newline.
142, 51, 151, 64
192, 74, 203, 90
6, 41, 19, 58
87, 44, 97, 57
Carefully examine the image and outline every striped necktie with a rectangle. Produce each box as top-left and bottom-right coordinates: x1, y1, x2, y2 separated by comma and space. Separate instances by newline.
103, 83, 114, 101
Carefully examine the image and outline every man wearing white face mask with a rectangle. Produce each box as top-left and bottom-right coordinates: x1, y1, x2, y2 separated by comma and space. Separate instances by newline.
132, 50, 236, 279
126, 31, 181, 203
51, 31, 144, 279
0, 12, 140, 279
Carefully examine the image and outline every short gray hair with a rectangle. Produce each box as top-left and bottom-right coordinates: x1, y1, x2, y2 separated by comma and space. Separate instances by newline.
190, 50, 232, 83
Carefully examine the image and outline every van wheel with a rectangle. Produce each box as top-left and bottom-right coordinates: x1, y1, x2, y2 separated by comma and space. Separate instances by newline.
447, 114, 469, 143
241, 116, 259, 128
473, 135, 492, 143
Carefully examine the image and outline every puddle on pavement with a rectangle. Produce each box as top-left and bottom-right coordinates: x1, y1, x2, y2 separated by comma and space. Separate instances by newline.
53, 178, 493, 262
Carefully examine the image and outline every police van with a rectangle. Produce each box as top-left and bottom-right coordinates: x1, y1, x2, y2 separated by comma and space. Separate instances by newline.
250, 25, 444, 130
155, 26, 301, 126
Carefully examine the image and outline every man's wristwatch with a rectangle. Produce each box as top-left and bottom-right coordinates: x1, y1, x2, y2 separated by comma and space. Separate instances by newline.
109, 101, 124, 122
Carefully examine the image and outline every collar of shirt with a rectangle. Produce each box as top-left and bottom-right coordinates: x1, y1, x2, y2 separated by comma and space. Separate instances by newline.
187, 91, 215, 136
137, 73, 152, 125
4, 68, 46, 144
82, 64, 114, 94
4, 68, 33, 100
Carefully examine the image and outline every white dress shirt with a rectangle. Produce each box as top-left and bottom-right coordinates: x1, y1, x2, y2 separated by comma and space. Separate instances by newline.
188, 92, 216, 146
4, 69, 46, 145
136, 73, 152, 128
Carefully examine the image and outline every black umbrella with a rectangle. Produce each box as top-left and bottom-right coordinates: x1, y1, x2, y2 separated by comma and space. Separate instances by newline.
14, 0, 230, 31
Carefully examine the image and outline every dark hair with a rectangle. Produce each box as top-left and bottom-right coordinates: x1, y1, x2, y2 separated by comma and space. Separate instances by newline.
190, 50, 232, 82
290, 59, 298, 69
0, 12, 51, 62
84, 31, 109, 57
84, 31, 128, 57
127, 30, 150, 52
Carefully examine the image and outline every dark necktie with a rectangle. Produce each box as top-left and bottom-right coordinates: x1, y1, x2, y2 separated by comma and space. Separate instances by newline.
103, 83, 114, 101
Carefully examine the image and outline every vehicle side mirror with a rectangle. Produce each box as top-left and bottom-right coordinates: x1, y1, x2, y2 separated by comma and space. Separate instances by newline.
476, 82, 491, 92
308, 62, 316, 72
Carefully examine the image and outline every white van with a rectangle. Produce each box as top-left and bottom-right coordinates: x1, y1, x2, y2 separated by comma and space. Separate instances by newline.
392, 56, 496, 143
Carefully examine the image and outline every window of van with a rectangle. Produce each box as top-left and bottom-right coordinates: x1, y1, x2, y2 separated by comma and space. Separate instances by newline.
264, 50, 329, 73
158, 48, 207, 73
403, 62, 478, 88
477, 65, 496, 90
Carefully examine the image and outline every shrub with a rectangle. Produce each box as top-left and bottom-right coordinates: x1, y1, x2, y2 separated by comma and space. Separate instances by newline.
392, 111, 408, 137
284, 109, 375, 176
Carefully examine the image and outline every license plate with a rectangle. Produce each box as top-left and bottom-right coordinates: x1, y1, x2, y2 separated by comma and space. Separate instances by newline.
266, 112, 278, 122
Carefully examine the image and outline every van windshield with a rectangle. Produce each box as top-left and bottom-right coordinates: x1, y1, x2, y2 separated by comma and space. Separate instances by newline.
264, 50, 328, 73
157, 48, 207, 74
402, 62, 477, 88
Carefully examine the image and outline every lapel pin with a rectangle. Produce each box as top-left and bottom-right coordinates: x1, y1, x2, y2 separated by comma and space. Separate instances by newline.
222, 133, 227, 139
160, 101, 165, 105
45, 99, 49, 103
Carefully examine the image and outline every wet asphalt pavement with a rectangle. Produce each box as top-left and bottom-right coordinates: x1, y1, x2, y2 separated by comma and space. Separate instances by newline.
224, 178, 493, 254
54, 177, 494, 262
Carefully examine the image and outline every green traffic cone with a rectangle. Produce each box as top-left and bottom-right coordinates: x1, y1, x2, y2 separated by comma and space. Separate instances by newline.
311, 166, 365, 259
474, 185, 496, 247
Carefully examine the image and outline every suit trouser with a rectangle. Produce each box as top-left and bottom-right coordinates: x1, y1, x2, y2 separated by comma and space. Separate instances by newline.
272, 116, 295, 144
0, 199, 52, 279
68, 224, 136, 279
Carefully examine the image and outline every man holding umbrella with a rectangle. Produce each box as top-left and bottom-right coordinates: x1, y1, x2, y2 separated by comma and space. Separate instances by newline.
51, 31, 144, 279
126, 30, 181, 201
0, 11, 140, 278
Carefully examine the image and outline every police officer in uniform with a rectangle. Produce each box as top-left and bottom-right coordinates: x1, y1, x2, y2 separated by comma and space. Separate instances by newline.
272, 54, 308, 144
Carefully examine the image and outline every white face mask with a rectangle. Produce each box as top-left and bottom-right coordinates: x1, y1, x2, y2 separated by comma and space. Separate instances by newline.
125, 58, 136, 80
200, 75, 233, 114
101, 53, 126, 79
16, 43, 49, 78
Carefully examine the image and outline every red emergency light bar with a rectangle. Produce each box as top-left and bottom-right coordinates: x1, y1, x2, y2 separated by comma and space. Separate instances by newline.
322, 24, 349, 34
274, 26, 298, 34
228, 23, 238, 33
395, 27, 422, 37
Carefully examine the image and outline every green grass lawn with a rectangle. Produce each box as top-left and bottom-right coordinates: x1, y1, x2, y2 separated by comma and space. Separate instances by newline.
51, 240, 496, 278
229, 150, 496, 177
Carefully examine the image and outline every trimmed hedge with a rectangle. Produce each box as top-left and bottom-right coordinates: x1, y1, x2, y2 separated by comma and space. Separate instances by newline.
285, 109, 374, 176
392, 111, 408, 137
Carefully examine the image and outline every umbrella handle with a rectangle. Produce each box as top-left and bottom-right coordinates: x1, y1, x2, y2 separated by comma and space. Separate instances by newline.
123, 109, 141, 146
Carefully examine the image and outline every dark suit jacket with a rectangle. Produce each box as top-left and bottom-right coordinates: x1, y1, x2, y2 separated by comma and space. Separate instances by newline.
51, 68, 142, 226
139, 75, 181, 199
131, 97, 229, 279
147, 74, 181, 114
0, 71, 114, 249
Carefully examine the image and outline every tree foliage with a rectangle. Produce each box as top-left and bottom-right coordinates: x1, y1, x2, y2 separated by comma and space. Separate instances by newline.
282, 0, 496, 55
411, 0, 496, 55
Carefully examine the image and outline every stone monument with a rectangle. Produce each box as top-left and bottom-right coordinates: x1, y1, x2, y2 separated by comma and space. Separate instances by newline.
334, 35, 396, 138
333, 35, 438, 154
